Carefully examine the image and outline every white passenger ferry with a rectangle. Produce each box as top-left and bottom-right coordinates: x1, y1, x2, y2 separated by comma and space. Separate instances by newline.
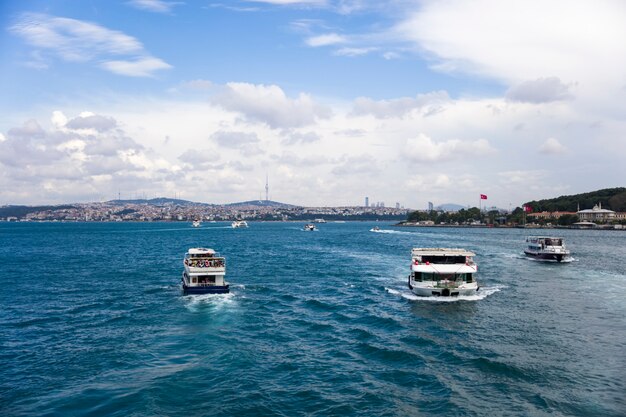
408, 248, 479, 297
524, 236, 570, 262
231, 220, 248, 228
182, 248, 229, 294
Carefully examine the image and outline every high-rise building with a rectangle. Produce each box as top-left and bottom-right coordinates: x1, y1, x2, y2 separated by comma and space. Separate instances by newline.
395, 202, 400, 209
365, 197, 369, 207
428, 202, 434, 211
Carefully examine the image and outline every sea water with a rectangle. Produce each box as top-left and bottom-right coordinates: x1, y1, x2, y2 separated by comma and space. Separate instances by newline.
0, 222, 624, 416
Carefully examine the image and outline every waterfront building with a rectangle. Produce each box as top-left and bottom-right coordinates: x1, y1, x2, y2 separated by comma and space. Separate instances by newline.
577, 203, 616, 223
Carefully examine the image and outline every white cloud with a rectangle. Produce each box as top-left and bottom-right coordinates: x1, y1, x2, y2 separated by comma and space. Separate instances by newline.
334, 47, 377, 57
281, 130, 321, 145
506, 77, 574, 103
396, 0, 626, 94
539, 137, 567, 154
306, 33, 347, 47
66, 114, 117, 132
9, 13, 171, 77
404, 133, 495, 163
352, 91, 450, 118
100, 57, 172, 77
127, 0, 183, 13
214, 82, 331, 128
210, 130, 260, 148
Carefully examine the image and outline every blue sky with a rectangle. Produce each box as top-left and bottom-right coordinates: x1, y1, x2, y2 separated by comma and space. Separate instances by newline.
1, 0, 625, 208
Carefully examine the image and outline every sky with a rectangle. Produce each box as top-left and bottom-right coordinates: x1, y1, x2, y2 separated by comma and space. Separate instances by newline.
1, 0, 625, 209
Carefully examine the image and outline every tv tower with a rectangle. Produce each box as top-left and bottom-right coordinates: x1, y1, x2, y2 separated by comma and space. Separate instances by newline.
265, 174, 269, 202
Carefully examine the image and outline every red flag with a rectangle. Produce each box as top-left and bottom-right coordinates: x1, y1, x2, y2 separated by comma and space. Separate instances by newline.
480, 194, 487, 200
523, 205, 532, 213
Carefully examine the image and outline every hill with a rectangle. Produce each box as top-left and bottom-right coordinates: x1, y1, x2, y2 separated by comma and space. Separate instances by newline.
106, 198, 211, 206
0, 204, 77, 218
524, 187, 626, 212
436, 203, 466, 212
226, 200, 297, 208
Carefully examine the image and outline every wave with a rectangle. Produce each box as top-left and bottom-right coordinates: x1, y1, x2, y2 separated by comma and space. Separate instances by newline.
182, 292, 237, 312
385, 285, 504, 302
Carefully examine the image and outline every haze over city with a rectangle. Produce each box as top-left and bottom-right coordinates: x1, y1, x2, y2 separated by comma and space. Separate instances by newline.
1, 0, 625, 208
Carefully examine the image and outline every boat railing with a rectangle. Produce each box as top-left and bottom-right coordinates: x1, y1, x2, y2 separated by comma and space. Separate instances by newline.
185, 258, 225, 268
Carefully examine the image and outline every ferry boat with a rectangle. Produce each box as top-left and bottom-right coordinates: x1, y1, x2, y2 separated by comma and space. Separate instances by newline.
313, 218, 326, 223
303, 223, 317, 231
408, 248, 479, 297
524, 236, 570, 262
182, 248, 229, 294
231, 220, 248, 228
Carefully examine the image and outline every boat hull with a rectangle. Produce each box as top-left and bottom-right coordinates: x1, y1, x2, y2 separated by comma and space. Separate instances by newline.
409, 286, 478, 297
524, 250, 569, 262
182, 282, 230, 294
408, 276, 478, 297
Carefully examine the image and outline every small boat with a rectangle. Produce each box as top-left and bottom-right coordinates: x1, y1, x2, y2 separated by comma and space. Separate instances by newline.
370, 226, 381, 232
303, 223, 317, 231
231, 220, 248, 228
182, 248, 229, 294
192, 220, 201, 227
524, 236, 570, 262
408, 248, 479, 297
313, 218, 326, 223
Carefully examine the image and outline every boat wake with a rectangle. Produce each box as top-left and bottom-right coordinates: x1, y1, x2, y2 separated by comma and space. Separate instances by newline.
523, 255, 575, 263
371, 229, 414, 235
385, 285, 504, 302
182, 292, 237, 311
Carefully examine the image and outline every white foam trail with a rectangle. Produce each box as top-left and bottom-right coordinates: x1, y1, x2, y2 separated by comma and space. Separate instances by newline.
182, 292, 236, 311
372, 229, 414, 235
385, 285, 504, 302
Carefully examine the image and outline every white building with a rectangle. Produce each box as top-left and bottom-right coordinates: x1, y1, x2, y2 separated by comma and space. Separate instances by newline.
577, 203, 616, 223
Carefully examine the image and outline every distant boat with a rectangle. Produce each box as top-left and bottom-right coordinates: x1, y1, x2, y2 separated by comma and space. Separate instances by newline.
313, 218, 326, 223
303, 223, 317, 231
524, 236, 571, 262
231, 220, 248, 228
192, 220, 201, 227
182, 248, 229, 294
370, 226, 381, 232
408, 248, 479, 297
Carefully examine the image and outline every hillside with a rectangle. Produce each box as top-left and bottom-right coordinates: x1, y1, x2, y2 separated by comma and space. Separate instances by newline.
226, 200, 297, 208
0, 205, 77, 218
524, 187, 626, 212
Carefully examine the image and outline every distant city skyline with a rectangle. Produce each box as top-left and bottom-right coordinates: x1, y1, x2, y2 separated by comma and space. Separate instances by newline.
1, 1, 625, 208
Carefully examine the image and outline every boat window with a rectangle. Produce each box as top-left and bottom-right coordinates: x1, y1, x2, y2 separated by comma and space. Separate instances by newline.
466, 274, 472, 283
414, 272, 422, 282
422, 255, 466, 264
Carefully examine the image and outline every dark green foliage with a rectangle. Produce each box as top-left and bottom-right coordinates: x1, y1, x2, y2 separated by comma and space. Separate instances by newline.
407, 207, 481, 224
0, 205, 77, 218
523, 187, 626, 212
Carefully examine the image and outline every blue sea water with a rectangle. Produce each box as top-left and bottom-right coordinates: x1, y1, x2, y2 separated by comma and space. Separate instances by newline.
1, 221, 625, 416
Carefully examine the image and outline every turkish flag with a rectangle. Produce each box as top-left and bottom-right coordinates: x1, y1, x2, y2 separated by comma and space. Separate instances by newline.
480, 194, 488, 200
523, 205, 532, 212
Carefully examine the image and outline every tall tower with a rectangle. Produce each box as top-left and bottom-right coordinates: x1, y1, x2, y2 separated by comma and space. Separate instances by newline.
265, 174, 269, 202
365, 197, 369, 207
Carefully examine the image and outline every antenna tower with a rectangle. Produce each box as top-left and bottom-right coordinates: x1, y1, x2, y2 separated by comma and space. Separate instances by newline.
265, 174, 269, 202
